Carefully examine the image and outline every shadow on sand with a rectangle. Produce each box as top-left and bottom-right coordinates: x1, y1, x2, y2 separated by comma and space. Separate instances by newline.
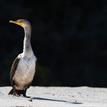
30, 97, 83, 104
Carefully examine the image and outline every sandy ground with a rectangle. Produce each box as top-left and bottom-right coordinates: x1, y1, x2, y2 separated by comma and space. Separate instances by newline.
0, 86, 107, 107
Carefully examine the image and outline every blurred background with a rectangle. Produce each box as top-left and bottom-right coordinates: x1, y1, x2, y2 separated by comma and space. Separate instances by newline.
0, 0, 107, 87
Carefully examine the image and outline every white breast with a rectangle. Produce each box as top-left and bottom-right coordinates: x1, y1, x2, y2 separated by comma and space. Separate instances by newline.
13, 54, 36, 90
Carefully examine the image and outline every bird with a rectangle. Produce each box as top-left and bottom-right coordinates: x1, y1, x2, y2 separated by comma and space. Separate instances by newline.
8, 19, 37, 97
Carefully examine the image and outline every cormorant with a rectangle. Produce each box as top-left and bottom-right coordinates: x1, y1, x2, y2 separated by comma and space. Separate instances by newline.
8, 19, 37, 97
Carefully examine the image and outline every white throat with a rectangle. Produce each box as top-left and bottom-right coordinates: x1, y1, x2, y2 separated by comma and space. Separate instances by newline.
22, 27, 33, 57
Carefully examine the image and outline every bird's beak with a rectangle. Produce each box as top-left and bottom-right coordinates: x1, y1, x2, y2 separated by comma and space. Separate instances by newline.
9, 20, 23, 27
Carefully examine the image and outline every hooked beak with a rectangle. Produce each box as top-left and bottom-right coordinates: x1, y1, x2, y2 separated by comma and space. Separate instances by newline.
9, 20, 23, 27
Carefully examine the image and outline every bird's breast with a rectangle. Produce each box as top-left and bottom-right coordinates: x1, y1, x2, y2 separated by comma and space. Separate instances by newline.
13, 56, 36, 88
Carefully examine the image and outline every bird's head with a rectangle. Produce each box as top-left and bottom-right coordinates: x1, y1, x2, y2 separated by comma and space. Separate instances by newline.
9, 19, 31, 29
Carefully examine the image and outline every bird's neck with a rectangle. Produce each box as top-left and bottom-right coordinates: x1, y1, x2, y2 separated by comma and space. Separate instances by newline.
23, 28, 33, 57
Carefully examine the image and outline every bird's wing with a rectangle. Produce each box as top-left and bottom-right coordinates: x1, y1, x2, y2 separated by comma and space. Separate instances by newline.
10, 56, 20, 86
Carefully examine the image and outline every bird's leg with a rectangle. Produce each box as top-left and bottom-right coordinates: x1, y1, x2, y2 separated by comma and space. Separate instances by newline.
22, 89, 30, 98
22, 89, 27, 97
12, 89, 32, 102
12, 90, 23, 96
16, 89, 27, 97
21, 89, 32, 101
22, 89, 32, 102
13, 90, 19, 96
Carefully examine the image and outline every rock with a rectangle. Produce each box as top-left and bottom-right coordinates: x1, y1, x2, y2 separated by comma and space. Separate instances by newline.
0, 86, 107, 107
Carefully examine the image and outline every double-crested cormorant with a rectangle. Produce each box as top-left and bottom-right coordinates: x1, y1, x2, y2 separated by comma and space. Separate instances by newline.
8, 19, 37, 97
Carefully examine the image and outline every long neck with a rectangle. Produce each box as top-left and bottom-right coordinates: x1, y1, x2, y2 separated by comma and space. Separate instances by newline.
23, 27, 33, 56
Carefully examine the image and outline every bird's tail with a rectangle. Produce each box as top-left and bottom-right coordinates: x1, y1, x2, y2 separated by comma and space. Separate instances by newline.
8, 88, 14, 95
8, 88, 27, 97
